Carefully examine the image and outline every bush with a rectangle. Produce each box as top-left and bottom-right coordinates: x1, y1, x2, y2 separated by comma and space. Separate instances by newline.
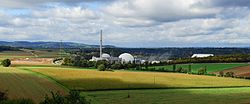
225, 72, 234, 78
176, 67, 182, 73
198, 68, 206, 75
40, 91, 89, 104
98, 64, 106, 71
111, 63, 123, 69
219, 71, 224, 77
0, 91, 7, 102
1, 59, 11, 67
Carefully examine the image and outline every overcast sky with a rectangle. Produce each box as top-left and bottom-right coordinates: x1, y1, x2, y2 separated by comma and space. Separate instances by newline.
0, 0, 250, 47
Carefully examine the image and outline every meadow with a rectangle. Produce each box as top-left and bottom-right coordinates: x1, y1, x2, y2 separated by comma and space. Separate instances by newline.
86, 87, 250, 104
150, 63, 249, 73
21, 67, 250, 91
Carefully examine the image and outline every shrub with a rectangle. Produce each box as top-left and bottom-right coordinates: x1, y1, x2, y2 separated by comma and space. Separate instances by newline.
219, 71, 224, 77
40, 91, 89, 104
0, 91, 7, 102
1, 59, 11, 67
225, 72, 234, 78
173, 64, 176, 72
176, 67, 183, 73
181, 69, 188, 73
111, 63, 123, 69
98, 64, 106, 71
198, 68, 206, 75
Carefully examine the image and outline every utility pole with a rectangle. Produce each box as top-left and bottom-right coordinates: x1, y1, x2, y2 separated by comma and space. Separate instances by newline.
100, 30, 103, 59
60, 40, 63, 59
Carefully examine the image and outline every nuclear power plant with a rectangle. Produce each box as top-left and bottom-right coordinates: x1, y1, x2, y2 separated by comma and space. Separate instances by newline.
89, 30, 143, 64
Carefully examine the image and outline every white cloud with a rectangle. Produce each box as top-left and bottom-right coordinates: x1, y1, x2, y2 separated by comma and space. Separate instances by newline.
0, 0, 250, 47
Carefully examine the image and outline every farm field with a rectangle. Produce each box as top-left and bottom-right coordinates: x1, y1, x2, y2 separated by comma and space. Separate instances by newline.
150, 63, 249, 73
22, 67, 250, 91
0, 51, 35, 61
212, 65, 250, 77
86, 87, 250, 104
0, 67, 67, 103
0, 49, 66, 61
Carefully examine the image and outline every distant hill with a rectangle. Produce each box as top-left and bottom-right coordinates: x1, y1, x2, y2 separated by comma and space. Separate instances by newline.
0, 41, 115, 49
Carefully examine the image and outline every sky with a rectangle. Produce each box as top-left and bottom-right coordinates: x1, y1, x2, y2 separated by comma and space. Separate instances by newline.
0, 0, 250, 48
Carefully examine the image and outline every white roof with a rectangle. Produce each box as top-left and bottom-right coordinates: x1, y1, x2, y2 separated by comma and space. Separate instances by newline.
191, 54, 214, 58
102, 53, 111, 58
119, 53, 134, 63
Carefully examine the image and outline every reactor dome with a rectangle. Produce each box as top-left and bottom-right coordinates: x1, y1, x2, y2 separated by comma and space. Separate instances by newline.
119, 53, 134, 63
102, 53, 111, 58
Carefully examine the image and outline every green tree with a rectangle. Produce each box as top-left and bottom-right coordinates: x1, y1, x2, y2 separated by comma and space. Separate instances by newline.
1, 59, 11, 67
98, 64, 106, 71
176, 67, 182, 73
188, 64, 192, 73
219, 71, 224, 77
173, 64, 176, 72
225, 72, 234, 78
198, 68, 206, 75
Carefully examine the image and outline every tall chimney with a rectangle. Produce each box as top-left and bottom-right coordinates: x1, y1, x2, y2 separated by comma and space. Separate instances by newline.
100, 30, 103, 59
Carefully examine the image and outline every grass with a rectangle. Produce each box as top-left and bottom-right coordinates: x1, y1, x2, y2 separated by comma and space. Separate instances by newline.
24, 67, 250, 91
85, 87, 250, 104
0, 67, 66, 103
150, 63, 249, 73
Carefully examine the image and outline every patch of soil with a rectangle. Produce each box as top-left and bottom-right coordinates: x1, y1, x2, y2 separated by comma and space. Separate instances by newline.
212, 65, 250, 77
11, 58, 54, 65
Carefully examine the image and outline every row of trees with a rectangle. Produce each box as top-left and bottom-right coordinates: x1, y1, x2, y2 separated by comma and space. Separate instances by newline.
168, 54, 250, 65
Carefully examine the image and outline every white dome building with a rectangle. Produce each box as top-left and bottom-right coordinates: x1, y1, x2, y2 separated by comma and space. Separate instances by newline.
119, 53, 134, 63
102, 53, 111, 58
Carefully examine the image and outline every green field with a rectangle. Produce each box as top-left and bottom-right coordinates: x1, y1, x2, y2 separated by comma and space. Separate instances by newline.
86, 87, 250, 104
150, 63, 249, 73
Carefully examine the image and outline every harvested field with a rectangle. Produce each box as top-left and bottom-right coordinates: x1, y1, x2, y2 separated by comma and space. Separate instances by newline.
11, 58, 54, 65
0, 67, 67, 103
212, 65, 250, 77
26, 67, 250, 91
0, 51, 35, 61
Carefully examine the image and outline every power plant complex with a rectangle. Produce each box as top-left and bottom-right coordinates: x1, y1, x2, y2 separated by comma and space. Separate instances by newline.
89, 30, 139, 64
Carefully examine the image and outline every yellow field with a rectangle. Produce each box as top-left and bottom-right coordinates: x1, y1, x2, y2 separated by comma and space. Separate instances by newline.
26, 67, 250, 91
0, 67, 66, 103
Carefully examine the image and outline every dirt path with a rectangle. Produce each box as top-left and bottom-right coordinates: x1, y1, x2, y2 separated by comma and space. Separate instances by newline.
0, 67, 67, 103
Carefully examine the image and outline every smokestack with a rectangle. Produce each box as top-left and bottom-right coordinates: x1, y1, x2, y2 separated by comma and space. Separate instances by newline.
100, 30, 103, 59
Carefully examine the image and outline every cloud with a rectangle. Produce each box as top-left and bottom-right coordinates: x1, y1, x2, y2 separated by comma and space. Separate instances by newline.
105, 0, 220, 24
0, 0, 116, 8
197, 0, 250, 8
0, 0, 250, 47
